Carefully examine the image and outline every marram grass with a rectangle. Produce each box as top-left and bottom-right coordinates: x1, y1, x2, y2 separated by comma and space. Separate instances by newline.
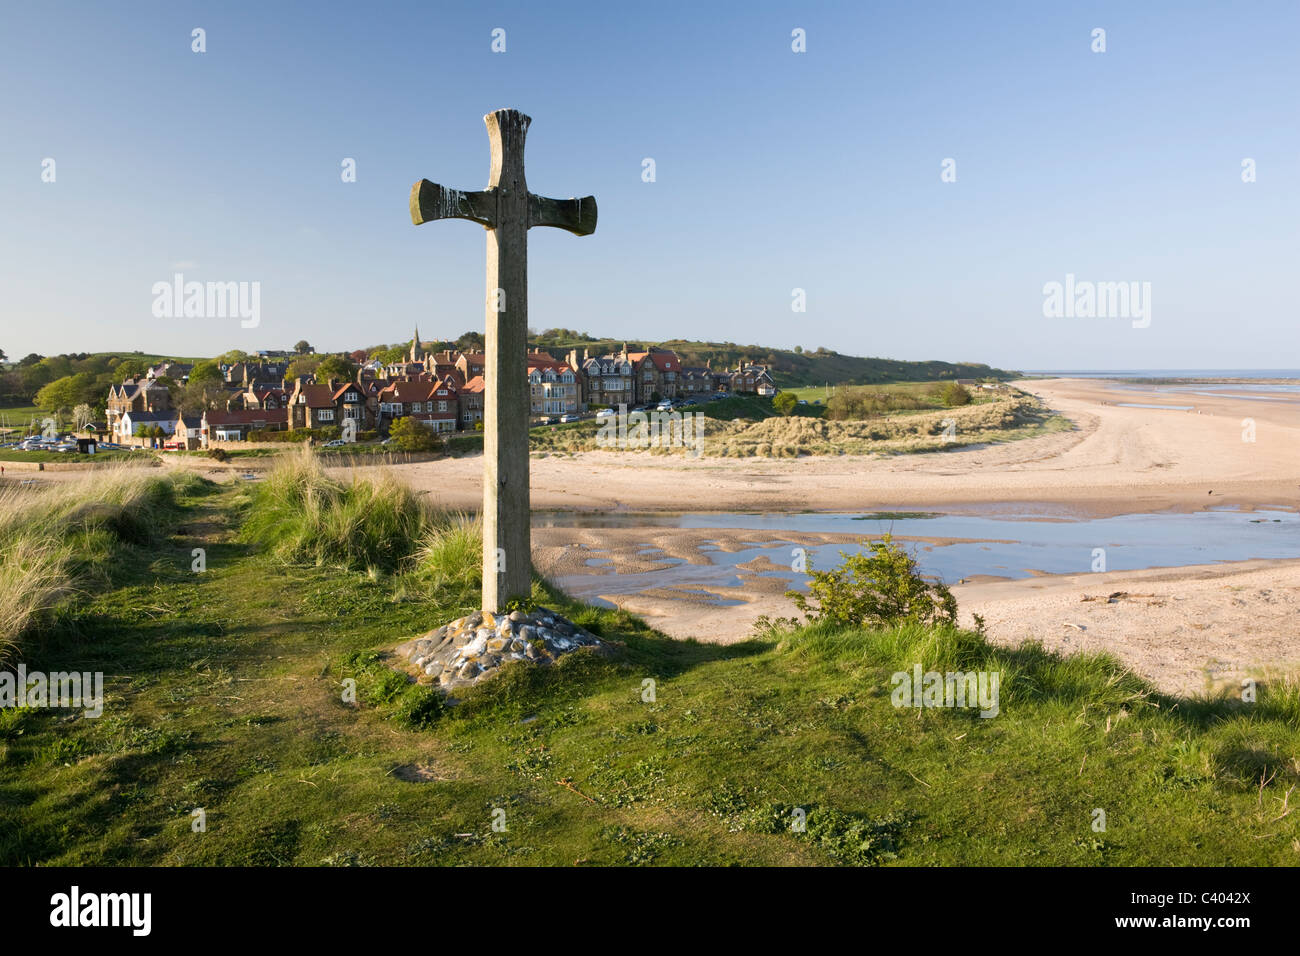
0, 464, 195, 658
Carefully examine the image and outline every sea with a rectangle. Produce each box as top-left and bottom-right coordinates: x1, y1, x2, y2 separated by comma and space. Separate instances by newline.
1023, 369, 1300, 379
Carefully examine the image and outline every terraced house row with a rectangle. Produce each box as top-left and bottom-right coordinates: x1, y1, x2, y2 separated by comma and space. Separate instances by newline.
99, 330, 778, 448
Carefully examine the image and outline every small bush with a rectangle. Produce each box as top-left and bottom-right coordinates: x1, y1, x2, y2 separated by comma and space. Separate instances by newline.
388, 417, 444, 453
788, 534, 957, 629
772, 392, 798, 416
939, 382, 972, 407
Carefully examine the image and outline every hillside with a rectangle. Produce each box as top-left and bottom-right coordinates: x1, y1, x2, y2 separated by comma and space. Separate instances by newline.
527, 332, 1019, 387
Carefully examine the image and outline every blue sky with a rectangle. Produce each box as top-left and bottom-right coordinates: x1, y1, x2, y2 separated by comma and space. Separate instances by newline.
2, 0, 1297, 369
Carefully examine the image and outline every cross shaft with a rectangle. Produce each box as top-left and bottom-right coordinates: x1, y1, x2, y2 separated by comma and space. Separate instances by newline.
410, 109, 596, 611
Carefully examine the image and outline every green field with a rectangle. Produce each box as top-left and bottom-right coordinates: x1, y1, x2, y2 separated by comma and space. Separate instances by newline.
0, 405, 48, 433
2, 469, 1297, 866
0, 448, 146, 464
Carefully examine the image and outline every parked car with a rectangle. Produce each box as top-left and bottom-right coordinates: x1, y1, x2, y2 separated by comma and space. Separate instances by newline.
322, 439, 348, 447
559, 414, 579, 423
595, 408, 615, 419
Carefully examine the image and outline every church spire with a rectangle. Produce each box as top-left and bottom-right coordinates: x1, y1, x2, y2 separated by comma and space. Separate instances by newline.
411, 326, 422, 362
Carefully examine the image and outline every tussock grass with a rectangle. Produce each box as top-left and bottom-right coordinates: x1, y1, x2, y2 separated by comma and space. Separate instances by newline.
415, 512, 483, 594
241, 446, 483, 588
0, 465, 194, 658
241, 446, 430, 572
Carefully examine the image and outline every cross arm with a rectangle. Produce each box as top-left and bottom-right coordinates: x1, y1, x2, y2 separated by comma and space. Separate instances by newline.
529, 194, 597, 236
410, 179, 496, 228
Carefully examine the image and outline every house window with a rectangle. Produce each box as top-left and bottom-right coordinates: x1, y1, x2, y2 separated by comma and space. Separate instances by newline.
411, 402, 422, 413
317, 409, 334, 421
437, 401, 447, 412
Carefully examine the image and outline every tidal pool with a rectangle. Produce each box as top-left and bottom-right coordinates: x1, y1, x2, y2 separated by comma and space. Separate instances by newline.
537, 508, 1300, 605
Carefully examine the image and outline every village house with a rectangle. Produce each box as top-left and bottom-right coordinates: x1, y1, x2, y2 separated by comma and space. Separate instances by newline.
458, 375, 485, 429
455, 351, 486, 383
223, 360, 287, 388
569, 348, 634, 408
116, 409, 178, 446
241, 384, 288, 411
106, 379, 172, 435
289, 381, 340, 431
717, 363, 777, 395
332, 380, 374, 431
165, 413, 203, 451
628, 348, 681, 404
201, 408, 289, 445
377, 377, 459, 433
527, 350, 580, 418
679, 365, 716, 396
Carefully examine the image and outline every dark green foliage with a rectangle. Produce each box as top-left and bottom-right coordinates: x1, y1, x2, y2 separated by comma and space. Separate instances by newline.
789, 534, 958, 629
939, 381, 973, 407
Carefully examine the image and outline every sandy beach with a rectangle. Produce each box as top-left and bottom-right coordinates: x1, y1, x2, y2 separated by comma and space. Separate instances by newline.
527, 378, 1299, 695
377, 379, 1300, 519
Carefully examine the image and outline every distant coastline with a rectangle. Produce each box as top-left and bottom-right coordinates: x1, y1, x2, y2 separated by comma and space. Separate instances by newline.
1022, 369, 1300, 381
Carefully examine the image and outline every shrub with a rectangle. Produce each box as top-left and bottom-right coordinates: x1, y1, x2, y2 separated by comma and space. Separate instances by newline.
939, 382, 972, 407
388, 417, 443, 453
826, 387, 931, 420
772, 392, 798, 416
207, 448, 229, 462
788, 534, 957, 629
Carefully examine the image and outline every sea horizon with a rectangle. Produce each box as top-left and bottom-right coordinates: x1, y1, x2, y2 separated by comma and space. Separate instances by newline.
1022, 369, 1300, 379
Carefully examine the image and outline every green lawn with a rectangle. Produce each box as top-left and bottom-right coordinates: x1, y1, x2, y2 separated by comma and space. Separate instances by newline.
0, 448, 146, 464
3, 478, 1298, 866
0, 405, 49, 434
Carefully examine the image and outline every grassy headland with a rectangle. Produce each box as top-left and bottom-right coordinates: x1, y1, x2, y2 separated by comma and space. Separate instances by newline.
0, 460, 1296, 866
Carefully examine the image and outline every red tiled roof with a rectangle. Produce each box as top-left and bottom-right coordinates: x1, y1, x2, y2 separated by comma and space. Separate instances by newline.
527, 352, 569, 372
297, 384, 335, 408
378, 381, 436, 403
204, 408, 288, 426
460, 375, 485, 393
638, 351, 679, 372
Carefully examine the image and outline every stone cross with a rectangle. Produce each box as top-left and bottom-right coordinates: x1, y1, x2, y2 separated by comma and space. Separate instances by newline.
410, 108, 596, 612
